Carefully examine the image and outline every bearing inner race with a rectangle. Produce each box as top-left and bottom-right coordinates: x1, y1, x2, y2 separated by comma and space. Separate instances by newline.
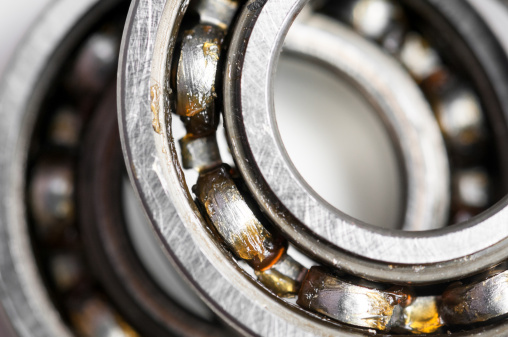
223, 0, 508, 282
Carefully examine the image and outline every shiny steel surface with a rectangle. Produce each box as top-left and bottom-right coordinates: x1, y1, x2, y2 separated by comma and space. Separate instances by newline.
223, 0, 508, 284
0, 0, 234, 335
255, 254, 307, 298
434, 85, 486, 157
399, 32, 440, 82
441, 270, 508, 325
397, 297, 442, 334
80, 83, 227, 337
176, 24, 223, 120
29, 159, 75, 238
121, 0, 508, 335
3, 0, 508, 335
280, 14, 450, 233
120, 0, 359, 335
194, 164, 287, 270
174, 0, 237, 140
120, 1, 508, 335
180, 134, 222, 171
410, 0, 508, 191
454, 168, 490, 210
193, 0, 238, 29
297, 266, 410, 331
348, 0, 400, 40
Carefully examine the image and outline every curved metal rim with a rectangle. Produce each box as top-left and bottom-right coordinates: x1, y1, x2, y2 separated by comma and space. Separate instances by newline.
79, 82, 228, 337
118, 0, 369, 336
223, 0, 508, 284
231, 12, 451, 260
1, 0, 507, 336
120, 0, 508, 336
281, 16, 451, 233
0, 0, 123, 336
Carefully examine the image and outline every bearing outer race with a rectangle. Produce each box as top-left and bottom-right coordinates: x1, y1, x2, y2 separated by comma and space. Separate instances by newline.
119, 0, 508, 335
0, 1, 505, 337
119, 0, 365, 336
78, 83, 228, 337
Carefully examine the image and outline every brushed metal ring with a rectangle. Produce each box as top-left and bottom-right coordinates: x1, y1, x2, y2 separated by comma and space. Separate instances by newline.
282, 15, 450, 232
120, 0, 358, 335
223, 0, 508, 283
121, 0, 508, 335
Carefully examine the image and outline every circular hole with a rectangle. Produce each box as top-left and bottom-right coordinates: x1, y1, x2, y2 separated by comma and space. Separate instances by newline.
274, 54, 403, 230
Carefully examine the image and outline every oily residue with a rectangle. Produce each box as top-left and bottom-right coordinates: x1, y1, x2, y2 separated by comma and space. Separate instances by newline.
202, 40, 220, 62
150, 84, 161, 134
194, 165, 281, 267
182, 92, 212, 117
403, 297, 443, 334
256, 268, 300, 298
297, 267, 403, 331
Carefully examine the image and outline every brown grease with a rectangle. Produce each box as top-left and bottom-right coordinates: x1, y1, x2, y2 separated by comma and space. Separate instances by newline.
194, 165, 286, 271
403, 297, 442, 334
150, 84, 161, 134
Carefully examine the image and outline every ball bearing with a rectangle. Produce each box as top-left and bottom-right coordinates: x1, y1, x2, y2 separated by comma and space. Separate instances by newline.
134, 0, 508, 334
2, 0, 508, 336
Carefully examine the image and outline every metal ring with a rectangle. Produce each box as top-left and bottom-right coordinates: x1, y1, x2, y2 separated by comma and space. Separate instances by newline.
0, 0, 232, 335
121, 0, 508, 335
283, 14, 450, 232
4, 0, 508, 335
223, 0, 508, 284
78, 82, 226, 337
122, 0, 370, 335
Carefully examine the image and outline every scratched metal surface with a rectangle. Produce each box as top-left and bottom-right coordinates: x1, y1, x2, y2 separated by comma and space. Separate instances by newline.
119, 0, 508, 335
118, 0, 369, 336
225, 9, 451, 273
441, 270, 508, 325
0, 0, 506, 337
224, 0, 508, 284
283, 15, 450, 233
